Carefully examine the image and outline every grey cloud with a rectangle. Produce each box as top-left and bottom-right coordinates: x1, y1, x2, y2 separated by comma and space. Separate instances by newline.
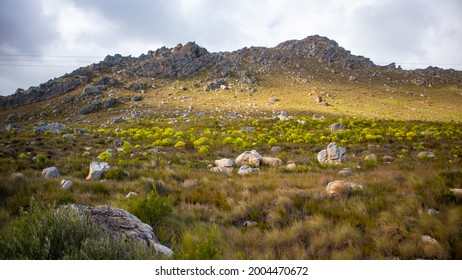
0, 0, 58, 53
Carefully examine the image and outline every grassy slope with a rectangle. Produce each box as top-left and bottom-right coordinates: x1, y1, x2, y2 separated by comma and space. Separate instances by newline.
0, 71, 461, 260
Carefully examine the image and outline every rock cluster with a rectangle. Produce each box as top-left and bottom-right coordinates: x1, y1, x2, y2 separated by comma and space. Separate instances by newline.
317, 142, 347, 164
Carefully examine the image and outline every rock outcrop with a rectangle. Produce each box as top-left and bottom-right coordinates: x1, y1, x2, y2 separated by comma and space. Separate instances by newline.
317, 142, 347, 164
86, 161, 110, 180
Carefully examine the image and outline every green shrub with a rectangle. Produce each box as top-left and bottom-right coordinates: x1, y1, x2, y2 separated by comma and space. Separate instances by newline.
0, 201, 158, 259
128, 189, 172, 228
176, 224, 223, 260
102, 168, 130, 181
97, 151, 112, 162
35, 153, 47, 164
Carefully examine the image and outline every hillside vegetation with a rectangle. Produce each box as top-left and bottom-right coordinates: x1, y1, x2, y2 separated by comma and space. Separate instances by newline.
0, 36, 461, 259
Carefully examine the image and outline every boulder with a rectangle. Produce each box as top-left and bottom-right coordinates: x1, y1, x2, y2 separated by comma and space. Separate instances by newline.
418, 151, 436, 158
210, 166, 234, 174
277, 111, 289, 121
182, 179, 198, 189
235, 150, 262, 166
421, 235, 439, 245
286, 162, 297, 170
271, 146, 282, 153
364, 154, 377, 161
78, 102, 100, 115
261, 157, 283, 167
132, 95, 143, 101
102, 97, 117, 108
215, 158, 233, 168
237, 165, 260, 175
4, 124, 22, 132
449, 188, 462, 196
86, 161, 110, 180
329, 122, 345, 131
81, 85, 106, 97
317, 142, 346, 164
126, 191, 138, 198
326, 180, 363, 196
338, 168, 354, 176
42, 167, 60, 178
35, 122, 67, 134
60, 179, 72, 190
382, 155, 394, 163
75, 205, 173, 257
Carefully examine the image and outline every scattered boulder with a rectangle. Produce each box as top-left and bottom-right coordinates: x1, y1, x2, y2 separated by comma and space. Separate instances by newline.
86, 161, 110, 180
449, 188, 462, 196
364, 154, 377, 161
215, 158, 233, 168
382, 155, 394, 163
240, 127, 255, 133
421, 235, 439, 245
261, 157, 283, 167
271, 146, 282, 153
277, 111, 289, 121
326, 180, 363, 196
4, 124, 22, 132
286, 162, 297, 170
197, 112, 205, 117
210, 166, 233, 174
243, 221, 258, 227
132, 95, 143, 102
102, 97, 117, 108
329, 122, 345, 131
74, 128, 89, 134
235, 150, 262, 166
237, 165, 260, 175
182, 179, 198, 189
269, 97, 280, 102
125, 191, 138, 198
81, 85, 106, 97
314, 96, 323, 103
60, 179, 72, 190
78, 102, 100, 115
418, 151, 436, 159
338, 168, 354, 176
111, 117, 125, 124
42, 167, 60, 178
427, 208, 439, 215
75, 205, 173, 257
317, 142, 347, 164
34, 122, 67, 134
113, 139, 125, 147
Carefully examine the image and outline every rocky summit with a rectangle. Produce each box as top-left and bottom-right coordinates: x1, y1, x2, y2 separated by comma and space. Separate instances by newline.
1, 35, 461, 122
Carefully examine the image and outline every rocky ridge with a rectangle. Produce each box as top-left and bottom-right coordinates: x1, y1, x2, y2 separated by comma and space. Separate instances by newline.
1, 35, 460, 109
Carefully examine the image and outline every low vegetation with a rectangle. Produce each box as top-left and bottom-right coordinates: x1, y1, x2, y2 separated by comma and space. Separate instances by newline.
0, 113, 461, 260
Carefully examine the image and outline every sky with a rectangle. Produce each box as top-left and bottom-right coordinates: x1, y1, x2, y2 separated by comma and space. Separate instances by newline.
1, 0, 461, 96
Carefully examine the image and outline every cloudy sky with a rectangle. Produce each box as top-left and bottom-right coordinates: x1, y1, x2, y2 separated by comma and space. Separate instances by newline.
1, 0, 461, 95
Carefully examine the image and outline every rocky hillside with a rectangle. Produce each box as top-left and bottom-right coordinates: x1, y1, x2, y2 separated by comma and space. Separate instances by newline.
1, 35, 461, 110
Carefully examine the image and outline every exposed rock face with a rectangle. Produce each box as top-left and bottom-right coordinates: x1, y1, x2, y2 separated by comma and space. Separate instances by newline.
86, 161, 110, 180
76, 205, 173, 257
317, 142, 347, 164
235, 150, 262, 166
42, 167, 60, 178
261, 157, 283, 167
0, 76, 88, 108
338, 168, 354, 176
326, 180, 363, 196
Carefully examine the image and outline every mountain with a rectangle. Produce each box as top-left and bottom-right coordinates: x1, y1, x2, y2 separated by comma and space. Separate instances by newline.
1, 35, 461, 121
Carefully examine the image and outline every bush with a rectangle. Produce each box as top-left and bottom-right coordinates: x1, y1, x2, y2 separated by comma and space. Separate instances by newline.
0, 201, 158, 259
102, 168, 130, 181
128, 189, 172, 228
97, 151, 112, 162
176, 224, 223, 260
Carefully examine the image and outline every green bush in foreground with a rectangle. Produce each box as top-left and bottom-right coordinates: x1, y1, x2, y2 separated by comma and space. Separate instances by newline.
0, 200, 158, 260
